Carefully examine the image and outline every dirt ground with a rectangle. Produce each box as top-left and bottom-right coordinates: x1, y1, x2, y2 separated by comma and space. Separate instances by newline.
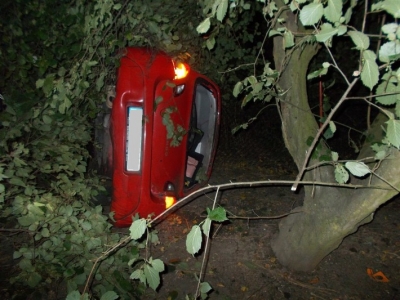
142, 148, 400, 300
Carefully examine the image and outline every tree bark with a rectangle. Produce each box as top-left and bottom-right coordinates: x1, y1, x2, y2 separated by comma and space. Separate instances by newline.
269, 4, 400, 271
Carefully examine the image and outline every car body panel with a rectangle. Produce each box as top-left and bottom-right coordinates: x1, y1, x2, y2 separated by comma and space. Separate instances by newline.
109, 48, 220, 227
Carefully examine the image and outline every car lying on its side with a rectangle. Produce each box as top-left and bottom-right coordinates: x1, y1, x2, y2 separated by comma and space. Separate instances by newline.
97, 48, 221, 227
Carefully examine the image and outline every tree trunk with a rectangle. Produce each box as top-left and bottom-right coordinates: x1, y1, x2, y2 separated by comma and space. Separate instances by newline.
270, 4, 400, 271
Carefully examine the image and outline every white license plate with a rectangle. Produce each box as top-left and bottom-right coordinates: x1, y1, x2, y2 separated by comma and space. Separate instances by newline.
126, 107, 143, 171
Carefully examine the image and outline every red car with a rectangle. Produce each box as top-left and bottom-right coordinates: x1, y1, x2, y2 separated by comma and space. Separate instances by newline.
100, 48, 221, 227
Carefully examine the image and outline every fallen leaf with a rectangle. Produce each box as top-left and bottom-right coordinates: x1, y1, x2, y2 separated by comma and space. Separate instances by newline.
243, 261, 257, 269
241, 286, 248, 292
367, 268, 390, 282
168, 258, 181, 264
309, 277, 319, 284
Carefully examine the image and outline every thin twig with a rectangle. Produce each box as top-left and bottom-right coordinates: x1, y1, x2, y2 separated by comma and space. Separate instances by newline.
226, 211, 302, 220
291, 78, 359, 191
371, 171, 400, 192
312, 23, 350, 86
305, 156, 377, 172
195, 186, 220, 299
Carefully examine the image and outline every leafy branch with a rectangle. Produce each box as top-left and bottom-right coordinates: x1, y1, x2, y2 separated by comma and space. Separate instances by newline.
82, 175, 392, 297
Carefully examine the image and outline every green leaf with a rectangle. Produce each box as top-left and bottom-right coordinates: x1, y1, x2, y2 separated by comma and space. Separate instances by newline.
233, 81, 243, 97
43, 75, 54, 95
396, 101, 400, 118
144, 264, 161, 291
379, 41, 400, 63
150, 258, 164, 272
27, 272, 42, 287
41, 228, 50, 238
323, 126, 334, 140
206, 37, 216, 50
381, 0, 400, 18
329, 121, 336, 134
371, 143, 388, 153
382, 23, 399, 35
307, 66, 328, 80
268, 29, 282, 37
197, 18, 210, 34
315, 23, 338, 42
73, 272, 87, 285
216, 0, 228, 22
100, 291, 119, 300
87, 61, 98, 67
202, 218, 212, 237
42, 114, 52, 124
129, 218, 147, 240
337, 25, 347, 36
283, 30, 294, 48
247, 75, 257, 85
19, 258, 33, 271
345, 161, 371, 177
36, 79, 44, 89
96, 73, 105, 92
66, 291, 81, 300
200, 281, 212, 294
241, 93, 253, 108
186, 225, 202, 255
386, 118, 400, 148
81, 221, 92, 231
18, 214, 36, 227
334, 164, 349, 184
13, 251, 22, 259
207, 207, 228, 222
63, 97, 72, 114
113, 3, 122, 10
376, 81, 398, 105
348, 31, 370, 50
361, 50, 379, 90
130, 269, 145, 282
331, 151, 339, 162
375, 150, 387, 160
154, 96, 163, 111
343, 7, 352, 24
10, 177, 26, 187
299, 3, 324, 26
324, 0, 343, 23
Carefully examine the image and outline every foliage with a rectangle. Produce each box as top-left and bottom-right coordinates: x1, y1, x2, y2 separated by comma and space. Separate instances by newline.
196, 0, 400, 185
0, 0, 214, 297
186, 206, 228, 255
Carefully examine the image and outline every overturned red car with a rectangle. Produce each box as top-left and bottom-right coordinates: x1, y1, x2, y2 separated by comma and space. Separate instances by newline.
100, 48, 221, 227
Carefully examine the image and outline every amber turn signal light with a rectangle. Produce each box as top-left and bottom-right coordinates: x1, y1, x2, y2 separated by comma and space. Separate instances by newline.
174, 62, 189, 80
165, 196, 176, 209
